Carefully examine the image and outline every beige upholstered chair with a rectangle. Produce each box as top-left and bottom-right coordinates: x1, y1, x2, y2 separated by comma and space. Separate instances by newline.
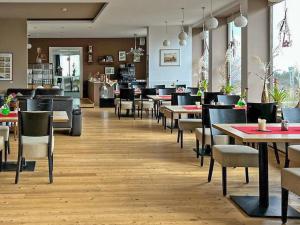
15, 111, 54, 184
281, 168, 300, 224
178, 119, 202, 148
286, 145, 300, 167
0, 126, 10, 162
0, 136, 4, 171
208, 109, 259, 196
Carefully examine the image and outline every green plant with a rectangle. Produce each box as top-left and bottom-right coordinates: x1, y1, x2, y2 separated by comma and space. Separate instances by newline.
200, 79, 208, 92
222, 83, 235, 95
269, 85, 288, 105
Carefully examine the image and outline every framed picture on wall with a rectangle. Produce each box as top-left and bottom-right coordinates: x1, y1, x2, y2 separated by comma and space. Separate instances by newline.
160, 49, 180, 66
0, 53, 13, 81
119, 51, 126, 62
105, 66, 115, 75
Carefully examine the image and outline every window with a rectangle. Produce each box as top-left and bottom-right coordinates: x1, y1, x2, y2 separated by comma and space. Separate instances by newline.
227, 21, 242, 94
201, 30, 209, 81
272, 0, 300, 106
60, 55, 80, 77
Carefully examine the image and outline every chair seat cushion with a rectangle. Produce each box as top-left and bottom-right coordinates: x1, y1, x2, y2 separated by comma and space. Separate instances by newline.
288, 145, 300, 166
282, 168, 300, 196
195, 128, 229, 146
0, 136, 4, 150
139, 100, 154, 109
179, 119, 202, 131
114, 98, 120, 106
160, 101, 171, 106
23, 136, 54, 158
213, 145, 258, 167
120, 101, 134, 109
0, 126, 9, 141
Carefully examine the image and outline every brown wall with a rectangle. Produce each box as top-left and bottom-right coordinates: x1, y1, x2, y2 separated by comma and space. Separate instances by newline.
0, 19, 27, 91
28, 38, 147, 82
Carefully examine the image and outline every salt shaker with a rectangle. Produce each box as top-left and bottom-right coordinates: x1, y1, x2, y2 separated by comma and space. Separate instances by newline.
281, 120, 289, 131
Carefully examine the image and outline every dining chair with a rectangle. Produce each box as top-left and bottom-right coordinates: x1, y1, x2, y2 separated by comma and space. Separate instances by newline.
158, 88, 176, 96
186, 87, 199, 95
154, 85, 165, 90
208, 108, 258, 196
217, 95, 240, 105
0, 126, 10, 163
20, 99, 53, 111
247, 102, 280, 164
175, 84, 186, 89
15, 111, 54, 184
281, 168, 300, 224
204, 92, 224, 104
0, 136, 3, 171
282, 108, 300, 167
118, 88, 135, 119
177, 95, 202, 148
195, 104, 233, 166
157, 88, 176, 124
138, 88, 156, 119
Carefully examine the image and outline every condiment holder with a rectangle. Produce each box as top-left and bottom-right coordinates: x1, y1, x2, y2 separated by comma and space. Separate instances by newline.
258, 118, 267, 131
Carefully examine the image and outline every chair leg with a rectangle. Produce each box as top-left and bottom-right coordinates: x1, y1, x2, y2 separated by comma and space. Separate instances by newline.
140, 107, 143, 119
284, 143, 290, 168
0, 149, 2, 172
273, 143, 280, 164
151, 109, 154, 118
4, 141, 8, 162
180, 131, 183, 149
282, 188, 289, 224
245, 167, 249, 184
208, 158, 214, 182
48, 153, 53, 184
222, 167, 227, 196
15, 149, 22, 184
177, 130, 180, 143
118, 107, 121, 120
196, 140, 200, 158
201, 142, 205, 167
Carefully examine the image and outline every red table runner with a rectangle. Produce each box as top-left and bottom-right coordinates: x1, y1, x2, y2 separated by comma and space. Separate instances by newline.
159, 95, 171, 100
232, 125, 300, 135
0, 112, 17, 118
234, 106, 247, 110
183, 106, 202, 110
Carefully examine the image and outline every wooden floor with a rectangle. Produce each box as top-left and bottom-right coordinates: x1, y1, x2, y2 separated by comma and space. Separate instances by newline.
0, 108, 299, 225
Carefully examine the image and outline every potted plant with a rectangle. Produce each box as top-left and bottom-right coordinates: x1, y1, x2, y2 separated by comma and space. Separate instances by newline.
269, 80, 288, 109
1, 93, 16, 115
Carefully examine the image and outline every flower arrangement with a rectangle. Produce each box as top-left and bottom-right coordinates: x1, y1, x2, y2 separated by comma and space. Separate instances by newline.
1, 93, 16, 115
269, 79, 288, 106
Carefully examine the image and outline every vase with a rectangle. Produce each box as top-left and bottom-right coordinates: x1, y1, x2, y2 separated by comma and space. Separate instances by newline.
261, 82, 269, 103
237, 98, 246, 107
1, 104, 10, 116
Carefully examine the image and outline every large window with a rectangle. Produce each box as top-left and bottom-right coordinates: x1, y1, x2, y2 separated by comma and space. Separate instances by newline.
272, 0, 300, 106
228, 21, 242, 94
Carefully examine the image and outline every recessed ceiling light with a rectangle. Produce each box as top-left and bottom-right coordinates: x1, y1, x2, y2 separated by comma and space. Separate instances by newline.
61, 7, 68, 12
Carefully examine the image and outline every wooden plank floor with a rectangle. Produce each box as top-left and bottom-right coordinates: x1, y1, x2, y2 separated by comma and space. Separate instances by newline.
0, 108, 299, 225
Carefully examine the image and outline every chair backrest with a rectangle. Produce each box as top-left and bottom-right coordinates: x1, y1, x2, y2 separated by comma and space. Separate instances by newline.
141, 88, 156, 99
132, 84, 146, 89
209, 108, 247, 136
158, 88, 176, 96
19, 111, 52, 137
202, 104, 233, 128
118, 83, 129, 89
23, 99, 53, 111
154, 85, 165, 90
186, 87, 199, 95
171, 93, 190, 105
247, 102, 277, 123
7, 88, 35, 98
177, 95, 193, 106
176, 84, 186, 88
35, 88, 64, 96
217, 95, 240, 105
204, 92, 224, 104
119, 88, 135, 101
282, 108, 300, 123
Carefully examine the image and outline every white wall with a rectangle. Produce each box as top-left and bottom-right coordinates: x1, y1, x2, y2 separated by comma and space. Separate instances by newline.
192, 28, 202, 87
148, 26, 193, 87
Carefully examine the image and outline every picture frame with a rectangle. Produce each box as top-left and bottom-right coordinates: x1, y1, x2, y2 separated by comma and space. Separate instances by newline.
104, 66, 115, 75
0, 53, 13, 81
160, 49, 180, 66
119, 51, 126, 62
133, 53, 141, 63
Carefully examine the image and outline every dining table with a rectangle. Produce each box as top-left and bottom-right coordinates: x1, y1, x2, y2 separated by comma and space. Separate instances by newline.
212, 123, 300, 218
0, 111, 69, 172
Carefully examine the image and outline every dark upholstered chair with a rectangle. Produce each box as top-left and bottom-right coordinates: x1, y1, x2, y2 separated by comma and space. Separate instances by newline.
118, 88, 135, 119
208, 109, 258, 196
158, 88, 176, 96
204, 92, 224, 104
15, 111, 54, 184
186, 87, 199, 95
217, 95, 240, 105
6, 88, 35, 98
35, 88, 64, 96
154, 85, 165, 90
139, 88, 156, 119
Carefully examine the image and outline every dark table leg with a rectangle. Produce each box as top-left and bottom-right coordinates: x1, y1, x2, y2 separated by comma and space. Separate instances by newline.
259, 142, 269, 208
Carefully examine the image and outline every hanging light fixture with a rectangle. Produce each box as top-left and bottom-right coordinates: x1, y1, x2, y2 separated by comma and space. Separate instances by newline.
127, 34, 144, 56
205, 0, 218, 30
178, 8, 188, 46
200, 7, 208, 40
163, 21, 171, 47
234, 3, 248, 28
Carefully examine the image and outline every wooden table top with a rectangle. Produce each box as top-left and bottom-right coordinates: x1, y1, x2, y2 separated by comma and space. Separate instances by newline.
164, 105, 202, 114
0, 111, 69, 123
147, 95, 171, 101
213, 123, 300, 143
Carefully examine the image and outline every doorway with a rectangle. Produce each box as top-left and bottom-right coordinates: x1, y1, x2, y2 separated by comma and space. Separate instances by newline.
49, 47, 83, 98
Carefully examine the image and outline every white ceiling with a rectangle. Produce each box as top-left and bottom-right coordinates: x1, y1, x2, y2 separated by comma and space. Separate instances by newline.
0, 0, 239, 38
